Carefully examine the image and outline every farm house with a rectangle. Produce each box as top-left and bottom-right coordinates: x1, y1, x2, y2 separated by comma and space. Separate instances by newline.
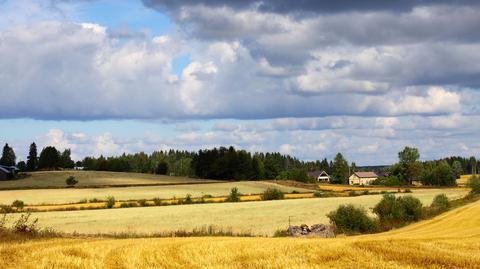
0, 165, 18, 180
348, 171, 378, 185
308, 170, 331, 182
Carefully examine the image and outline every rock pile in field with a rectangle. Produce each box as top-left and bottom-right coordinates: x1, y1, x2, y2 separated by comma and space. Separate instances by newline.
287, 224, 335, 238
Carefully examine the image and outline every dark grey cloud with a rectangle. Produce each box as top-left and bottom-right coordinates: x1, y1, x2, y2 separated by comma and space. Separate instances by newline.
142, 0, 479, 14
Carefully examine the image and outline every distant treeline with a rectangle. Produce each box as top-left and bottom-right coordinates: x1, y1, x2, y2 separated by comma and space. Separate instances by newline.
3, 142, 479, 186
80, 146, 328, 181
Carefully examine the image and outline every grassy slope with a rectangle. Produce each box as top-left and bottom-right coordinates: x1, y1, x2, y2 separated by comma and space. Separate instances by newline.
2, 198, 480, 268
0, 181, 311, 205
28, 188, 467, 235
0, 170, 217, 189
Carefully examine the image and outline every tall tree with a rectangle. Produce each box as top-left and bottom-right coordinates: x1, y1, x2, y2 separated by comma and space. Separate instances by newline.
59, 149, 74, 168
38, 146, 60, 170
332, 153, 349, 184
0, 143, 16, 166
351, 162, 357, 173
398, 146, 422, 184
470, 156, 477, 175
26, 142, 38, 171
452, 160, 463, 179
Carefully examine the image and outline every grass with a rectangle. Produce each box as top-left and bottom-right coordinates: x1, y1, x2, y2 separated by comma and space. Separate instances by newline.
1, 198, 480, 268
0, 181, 310, 205
19, 188, 467, 236
0, 170, 218, 189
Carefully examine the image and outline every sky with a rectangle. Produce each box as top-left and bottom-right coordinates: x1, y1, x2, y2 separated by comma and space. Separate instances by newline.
0, 0, 479, 165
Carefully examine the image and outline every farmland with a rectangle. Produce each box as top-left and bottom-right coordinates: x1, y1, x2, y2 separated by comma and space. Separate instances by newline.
0, 171, 217, 189
25, 188, 468, 235
2, 197, 480, 268
0, 181, 310, 205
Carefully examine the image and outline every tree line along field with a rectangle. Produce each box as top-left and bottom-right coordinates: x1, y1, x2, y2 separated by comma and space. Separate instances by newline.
2, 198, 480, 268
0, 170, 218, 189
21, 188, 468, 235
0, 181, 311, 205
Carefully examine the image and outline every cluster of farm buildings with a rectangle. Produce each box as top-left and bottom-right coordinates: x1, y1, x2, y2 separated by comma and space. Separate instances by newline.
308, 170, 379, 185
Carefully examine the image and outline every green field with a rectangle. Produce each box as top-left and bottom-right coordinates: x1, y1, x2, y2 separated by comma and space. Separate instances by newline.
0, 171, 217, 189
28, 188, 468, 236
0, 181, 310, 205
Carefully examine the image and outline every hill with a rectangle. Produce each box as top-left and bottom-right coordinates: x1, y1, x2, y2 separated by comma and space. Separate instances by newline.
1, 196, 479, 268
0, 170, 217, 189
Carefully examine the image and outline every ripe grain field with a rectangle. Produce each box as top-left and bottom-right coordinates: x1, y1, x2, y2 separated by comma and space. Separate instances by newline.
0, 181, 310, 205
26, 188, 467, 235
2, 198, 480, 268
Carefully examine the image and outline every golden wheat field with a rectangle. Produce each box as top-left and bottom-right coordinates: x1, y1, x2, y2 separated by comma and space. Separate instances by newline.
2, 199, 480, 268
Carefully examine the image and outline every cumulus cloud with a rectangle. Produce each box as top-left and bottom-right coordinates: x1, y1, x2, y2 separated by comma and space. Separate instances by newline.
1, 0, 480, 164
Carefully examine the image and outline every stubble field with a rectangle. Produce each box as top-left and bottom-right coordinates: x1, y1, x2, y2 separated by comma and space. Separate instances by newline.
2, 197, 479, 268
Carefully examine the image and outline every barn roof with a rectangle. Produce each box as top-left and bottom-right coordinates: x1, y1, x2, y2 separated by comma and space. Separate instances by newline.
353, 171, 378, 178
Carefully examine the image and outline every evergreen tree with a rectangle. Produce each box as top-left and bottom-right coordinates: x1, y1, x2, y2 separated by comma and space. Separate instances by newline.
26, 142, 38, 171
332, 153, 349, 184
0, 143, 16, 166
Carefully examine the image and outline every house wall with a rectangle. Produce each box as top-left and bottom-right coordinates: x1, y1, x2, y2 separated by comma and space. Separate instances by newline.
0, 171, 8, 180
349, 175, 377, 185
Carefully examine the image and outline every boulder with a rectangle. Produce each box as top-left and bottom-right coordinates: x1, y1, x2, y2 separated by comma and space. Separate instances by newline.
288, 224, 335, 238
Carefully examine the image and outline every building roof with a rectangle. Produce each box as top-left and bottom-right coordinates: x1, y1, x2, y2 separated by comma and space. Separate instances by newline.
353, 171, 378, 178
0, 166, 10, 174
0, 165, 18, 173
308, 170, 330, 178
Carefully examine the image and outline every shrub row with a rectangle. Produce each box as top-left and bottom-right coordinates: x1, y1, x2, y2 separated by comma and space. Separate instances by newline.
328, 192, 462, 234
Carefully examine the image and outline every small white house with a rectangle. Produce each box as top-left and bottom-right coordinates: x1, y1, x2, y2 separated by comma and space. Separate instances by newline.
348, 171, 378, 186
308, 170, 331, 182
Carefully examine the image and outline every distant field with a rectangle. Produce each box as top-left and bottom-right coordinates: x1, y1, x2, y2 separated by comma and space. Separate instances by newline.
27, 188, 468, 235
0, 181, 310, 205
0, 171, 217, 189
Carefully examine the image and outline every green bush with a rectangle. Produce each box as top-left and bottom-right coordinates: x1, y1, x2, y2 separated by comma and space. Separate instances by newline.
404, 188, 412, 193
105, 196, 115, 208
120, 202, 129, 208
262, 188, 284, 200
226, 187, 241, 202
373, 194, 423, 226
12, 200, 24, 209
313, 191, 322, 197
327, 204, 376, 234
65, 176, 78, 187
468, 175, 480, 195
373, 176, 405, 186
291, 190, 300, 194
138, 199, 148, 207
0, 205, 14, 213
153, 197, 162, 206
184, 194, 193, 204
348, 191, 358, 197
362, 190, 370, 195
431, 194, 449, 212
